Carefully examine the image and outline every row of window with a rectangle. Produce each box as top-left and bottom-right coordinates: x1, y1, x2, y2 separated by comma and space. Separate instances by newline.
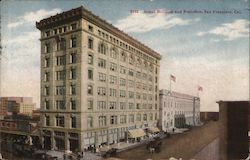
44, 113, 157, 128
44, 23, 77, 37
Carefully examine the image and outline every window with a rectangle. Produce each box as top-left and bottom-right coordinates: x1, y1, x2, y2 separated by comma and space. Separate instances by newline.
155, 113, 157, 120
71, 116, 76, 128
88, 69, 93, 80
70, 84, 76, 95
120, 52, 126, 62
70, 68, 76, 79
97, 101, 106, 110
44, 100, 50, 110
98, 43, 107, 55
129, 103, 134, 109
44, 58, 50, 67
120, 90, 126, 98
87, 116, 93, 128
143, 114, 147, 121
56, 86, 65, 95
136, 103, 140, 109
99, 116, 107, 127
88, 54, 93, 65
54, 29, 58, 35
129, 114, 134, 123
98, 58, 106, 68
97, 87, 106, 96
98, 73, 106, 82
88, 37, 93, 49
56, 116, 65, 127
128, 69, 134, 76
110, 63, 117, 72
44, 86, 49, 96
136, 93, 141, 99
110, 48, 117, 59
88, 25, 93, 32
44, 72, 50, 82
70, 53, 77, 64
136, 71, 141, 79
56, 100, 65, 109
70, 100, 76, 110
128, 91, 134, 99
120, 115, 126, 124
120, 66, 126, 74
120, 102, 126, 110
45, 115, 50, 126
149, 113, 153, 121
109, 102, 116, 109
56, 70, 65, 81
120, 78, 126, 86
45, 31, 50, 37
109, 75, 117, 84
57, 39, 66, 51
110, 115, 118, 125
109, 88, 116, 97
87, 85, 93, 95
87, 99, 93, 110
143, 93, 147, 100
70, 37, 77, 48
148, 75, 153, 82
71, 23, 77, 30
44, 43, 51, 53
56, 56, 66, 66
136, 114, 141, 121
128, 80, 134, 88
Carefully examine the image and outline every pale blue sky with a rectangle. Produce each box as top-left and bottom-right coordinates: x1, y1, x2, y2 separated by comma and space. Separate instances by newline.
1, 0, 249, 111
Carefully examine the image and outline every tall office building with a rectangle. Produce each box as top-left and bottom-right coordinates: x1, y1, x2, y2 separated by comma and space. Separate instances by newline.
36, 6, 161, 152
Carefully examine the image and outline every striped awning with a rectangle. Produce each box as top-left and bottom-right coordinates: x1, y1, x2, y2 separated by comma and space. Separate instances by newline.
128, 129, 146, 138
148, 127, 160, 133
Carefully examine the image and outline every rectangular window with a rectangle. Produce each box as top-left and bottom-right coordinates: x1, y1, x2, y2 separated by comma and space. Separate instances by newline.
88, 54, 93, 65
44, 58, 50, 67
109, 88, 116, 97
120, 90, 126, 98
87, 99, 93, 110
128, 91, 134, 99
109, 75, 117, 84
120, 78, 126, 86
70, 84, 76, 95
128, 80, 134, 88
45, 115, 50, 126
70, 68, 76, 79
128, 69, 134, 76
120, 115, 126, 124
129, 114, 134, 123
56, 100, 65, 109
71, 23, 77, 30
70, 53, 77, 64
97, 101, 106, 110
88, 25, 93, 32
45, 31, 50, 37
44, 72, 50, 82
136, 114, 141, 121
99, 116, 107, 127
110, 63, 117, 72
87, 116, 93, 128
98, 58, 106, 68
70, 37, 77, 48
71, 116, 76, 128
88, 69, 93, 80
109, 102, 116, 109
56, 116, 65, 127
129, 103, 134, 109
110, 115, 118, 125
44, 43, 51, 53
98, 73, 106, 82
56, 56, 66, 66
120, 102, 126, 110
97, 87, 106, 96
56, 70, 65, 81
44, 87, 49, 96
87, 85, 93, 95
56, 86, 65, 95
44, 100, 50, 110
120, 66, 126, 74
88, 38, 93, 49
71, 100, 76, 110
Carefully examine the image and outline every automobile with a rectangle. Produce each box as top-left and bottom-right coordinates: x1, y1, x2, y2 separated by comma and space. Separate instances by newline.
101, 148, 118, 158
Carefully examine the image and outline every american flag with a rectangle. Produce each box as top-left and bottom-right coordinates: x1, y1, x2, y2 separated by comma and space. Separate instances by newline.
198, 85, 203, 91
170, 75, 176, 82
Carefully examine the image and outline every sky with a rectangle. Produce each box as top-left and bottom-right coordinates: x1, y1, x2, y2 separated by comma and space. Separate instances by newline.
0, 0, 249, 111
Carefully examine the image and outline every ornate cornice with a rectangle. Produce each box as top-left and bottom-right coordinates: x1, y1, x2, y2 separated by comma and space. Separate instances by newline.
36, 6, 161, 60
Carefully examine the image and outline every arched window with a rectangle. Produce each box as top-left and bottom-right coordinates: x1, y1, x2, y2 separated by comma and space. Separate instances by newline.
110, 47, 118, 59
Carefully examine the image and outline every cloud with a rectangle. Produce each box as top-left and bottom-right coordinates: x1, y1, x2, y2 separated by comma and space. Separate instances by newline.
7, 8, 62, 29
115, 12, 200, 33
197, 19, 249, 41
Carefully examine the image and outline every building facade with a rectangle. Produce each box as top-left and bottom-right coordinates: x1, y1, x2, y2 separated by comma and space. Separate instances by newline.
159, 90, 200, 132
0, 97, 35, 118
36, 6, 161, 152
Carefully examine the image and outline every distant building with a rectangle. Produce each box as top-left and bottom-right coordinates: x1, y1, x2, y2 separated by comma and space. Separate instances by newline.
0, 97, 36, 118
200, 111, 219, 122
159, 90, 200, 132
36, 6, 161, 152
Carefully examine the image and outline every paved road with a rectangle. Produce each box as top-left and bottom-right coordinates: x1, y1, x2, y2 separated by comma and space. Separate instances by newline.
114, 121, 219, 160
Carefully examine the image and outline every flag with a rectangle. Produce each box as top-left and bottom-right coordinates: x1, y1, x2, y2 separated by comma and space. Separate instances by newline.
170, 75, 176, 82
198, 85, 203, 91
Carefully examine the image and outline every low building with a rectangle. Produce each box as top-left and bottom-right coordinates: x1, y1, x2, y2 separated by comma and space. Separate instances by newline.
159, 89, 200, 132
0, 97, 36, 117
200, 111, 219, 122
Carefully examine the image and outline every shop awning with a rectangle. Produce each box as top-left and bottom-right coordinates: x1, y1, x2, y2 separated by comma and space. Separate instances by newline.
128, 129, 146, 138
148, 127, 160, 133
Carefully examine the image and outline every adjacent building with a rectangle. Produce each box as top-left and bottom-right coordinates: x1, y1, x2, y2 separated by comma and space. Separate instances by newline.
36, 6, 161, 152
0, 97, 36, 118
159, 90, 200, 132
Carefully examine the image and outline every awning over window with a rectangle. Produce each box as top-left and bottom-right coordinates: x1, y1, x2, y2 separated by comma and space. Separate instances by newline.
128, 129, 146, 138
148, 127, 160, 133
